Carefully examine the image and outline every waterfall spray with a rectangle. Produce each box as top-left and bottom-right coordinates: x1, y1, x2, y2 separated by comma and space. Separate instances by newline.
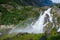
9, 8, 53, 34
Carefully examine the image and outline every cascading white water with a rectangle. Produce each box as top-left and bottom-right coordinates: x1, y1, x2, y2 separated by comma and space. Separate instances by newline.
31, 8, 53, 33
9, 8, 53, 34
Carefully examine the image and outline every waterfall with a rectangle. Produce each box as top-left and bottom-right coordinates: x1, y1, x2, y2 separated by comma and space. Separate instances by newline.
32, 8, 53, 33
9, 8, 53, 34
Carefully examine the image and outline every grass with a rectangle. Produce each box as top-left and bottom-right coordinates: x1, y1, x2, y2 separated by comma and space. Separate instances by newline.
0, 33, 43, 40
47, 33, 60, 40
0, 33, 60, 40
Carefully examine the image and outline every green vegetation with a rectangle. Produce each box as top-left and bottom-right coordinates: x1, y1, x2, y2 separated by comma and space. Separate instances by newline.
0, 5, 39, 25
0, 33, 42, 40
48, 33, 60, 40
0, 0, 40, 25
0, 33, 60, 40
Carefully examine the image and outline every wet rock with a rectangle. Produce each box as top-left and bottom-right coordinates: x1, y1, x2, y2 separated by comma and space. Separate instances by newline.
39, 35, 47, 40
16, 33, 29, 37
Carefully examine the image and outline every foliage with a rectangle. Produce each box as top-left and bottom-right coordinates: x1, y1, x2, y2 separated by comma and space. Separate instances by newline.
47, 33, 60, 40
0, 5, 39, 25
0, 33, 60, 40
0, 33, 42, 40
55, 3, 60, 8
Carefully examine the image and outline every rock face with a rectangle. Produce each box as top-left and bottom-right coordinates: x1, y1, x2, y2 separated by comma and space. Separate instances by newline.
39, 34, 47, 40
15, 0, 54, 7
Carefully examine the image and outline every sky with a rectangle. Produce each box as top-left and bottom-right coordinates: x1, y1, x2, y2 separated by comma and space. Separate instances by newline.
51, 0, 60, 3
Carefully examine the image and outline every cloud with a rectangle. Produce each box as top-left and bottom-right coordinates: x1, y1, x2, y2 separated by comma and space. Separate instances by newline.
51, 0, 60, 3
